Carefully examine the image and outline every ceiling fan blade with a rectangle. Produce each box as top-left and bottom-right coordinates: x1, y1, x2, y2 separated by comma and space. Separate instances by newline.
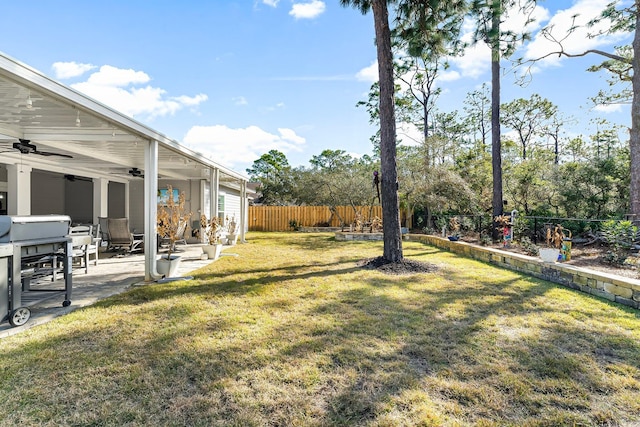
11, 139, 73, 158
34, 150, 73, 159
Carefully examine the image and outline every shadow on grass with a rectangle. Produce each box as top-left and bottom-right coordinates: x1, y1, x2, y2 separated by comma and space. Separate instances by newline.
1, 234, 639, 426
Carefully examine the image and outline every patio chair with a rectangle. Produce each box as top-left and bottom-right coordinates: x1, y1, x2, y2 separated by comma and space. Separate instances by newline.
87, 223, 102, 265
69, 225, 93, 274
107, 218, 143, 253
159, 220, 188, 252
98, 216, 111, 249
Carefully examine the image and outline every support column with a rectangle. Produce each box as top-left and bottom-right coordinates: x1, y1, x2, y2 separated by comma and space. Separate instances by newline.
93, 177, 109, 223
240, 180, 247, 243
7, 164, 32, 215
198, 179, 208, 242
124, 181, 130, 219
144, 140, 160, 281
210, 167, 219, 220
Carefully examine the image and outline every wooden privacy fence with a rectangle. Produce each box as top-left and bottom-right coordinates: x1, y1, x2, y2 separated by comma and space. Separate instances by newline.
249, 205, 383, 231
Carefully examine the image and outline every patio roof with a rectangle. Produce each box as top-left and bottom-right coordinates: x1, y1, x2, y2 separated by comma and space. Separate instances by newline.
0, 51, 250, 281
0, 52, 247, 186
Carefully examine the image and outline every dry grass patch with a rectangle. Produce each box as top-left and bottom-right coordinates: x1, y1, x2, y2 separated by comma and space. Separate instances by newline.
1, 232, 640, 426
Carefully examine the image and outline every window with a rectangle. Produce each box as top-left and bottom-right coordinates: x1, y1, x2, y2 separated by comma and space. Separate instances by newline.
217, 194, 225, 221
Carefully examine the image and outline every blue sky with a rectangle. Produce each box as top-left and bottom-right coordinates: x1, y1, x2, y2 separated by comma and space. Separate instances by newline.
0, 0, 633, 174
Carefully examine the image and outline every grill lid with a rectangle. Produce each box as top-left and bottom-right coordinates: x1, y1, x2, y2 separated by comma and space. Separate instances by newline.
0, 215, 71, 243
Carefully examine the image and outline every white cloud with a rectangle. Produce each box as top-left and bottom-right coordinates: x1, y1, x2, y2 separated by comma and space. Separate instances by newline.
438, 69, 461, 82
233, 96, 248, 106
355, 61, 378, 83
183, 125, 306, 169
450, 42, 491, 79
593, 103, 624, 113
52, 61, 96, 79
68, 64, 207, 119
524, 0, 631, 68
289, 1, 326, 19
263, 0, 279, 6
397, 122, 423, 147
86, 65, 150, 87
447, 3, 548, 80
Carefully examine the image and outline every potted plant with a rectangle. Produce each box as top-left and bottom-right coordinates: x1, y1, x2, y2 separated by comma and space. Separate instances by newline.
539, 224, 564, 263
198, 214, 223, 259
225, 214, 240, 246
156, 185, 191, 277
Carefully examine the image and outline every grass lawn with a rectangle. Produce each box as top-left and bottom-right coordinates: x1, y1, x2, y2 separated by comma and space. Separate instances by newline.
1, 232, 640, 426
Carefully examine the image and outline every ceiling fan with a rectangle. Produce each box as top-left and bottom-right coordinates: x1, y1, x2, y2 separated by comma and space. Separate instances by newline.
129, 167, 144, 178
6, 139, 73, 159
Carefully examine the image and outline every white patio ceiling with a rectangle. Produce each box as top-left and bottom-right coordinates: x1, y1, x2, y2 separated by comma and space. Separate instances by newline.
0, 53, 246, 186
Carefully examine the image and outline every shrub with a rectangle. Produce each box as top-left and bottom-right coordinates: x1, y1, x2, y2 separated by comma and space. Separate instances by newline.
519, 237, 539, 256
600, 220, 637, 265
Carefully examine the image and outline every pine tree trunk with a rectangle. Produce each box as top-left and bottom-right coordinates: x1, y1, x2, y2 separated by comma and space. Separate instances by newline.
490, 1, 504, 240
630, 8, 640, 219
372, 0, 403, 262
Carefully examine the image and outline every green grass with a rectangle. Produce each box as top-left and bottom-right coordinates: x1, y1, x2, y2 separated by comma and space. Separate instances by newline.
1, 232, 640, 426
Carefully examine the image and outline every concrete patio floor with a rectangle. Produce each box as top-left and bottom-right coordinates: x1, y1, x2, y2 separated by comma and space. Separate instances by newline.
0, 243, 235, 338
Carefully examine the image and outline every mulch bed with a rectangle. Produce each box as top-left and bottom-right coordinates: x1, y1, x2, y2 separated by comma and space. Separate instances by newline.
359, 256, 439, 275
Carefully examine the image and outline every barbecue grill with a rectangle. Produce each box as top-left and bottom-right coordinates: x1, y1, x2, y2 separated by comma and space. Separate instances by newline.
0, 215, 73, 327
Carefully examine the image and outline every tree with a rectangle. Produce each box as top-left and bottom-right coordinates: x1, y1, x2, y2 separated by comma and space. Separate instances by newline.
523, 1, 639, 218
309, 149, 354, 171
468, 0, 537, 238
296, 152, 380, 226
341, 0, 403, 262
246, 149, 294, 205
463, 83, 492, 148
501, 94, 558, 160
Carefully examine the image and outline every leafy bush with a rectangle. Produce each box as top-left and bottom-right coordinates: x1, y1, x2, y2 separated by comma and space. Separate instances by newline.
459, 216, 475, 232
479, 233, 492, 246
600, 220, 637, 264
512, 217, 531, 241
289, 219, 300, 231
434, 216, 448, 234
519, 237, 539, 256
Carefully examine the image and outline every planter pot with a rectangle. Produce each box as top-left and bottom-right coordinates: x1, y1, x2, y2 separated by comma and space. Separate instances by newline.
539, 248, 560, 263
157, 255, 182, 277
201, 244, 223, 260
226, 233, 239, 246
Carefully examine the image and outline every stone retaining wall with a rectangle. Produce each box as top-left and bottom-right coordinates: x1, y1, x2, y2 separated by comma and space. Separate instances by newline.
299, 227, 343, 233
334, 232, 383, 241
407, 234, 640, 310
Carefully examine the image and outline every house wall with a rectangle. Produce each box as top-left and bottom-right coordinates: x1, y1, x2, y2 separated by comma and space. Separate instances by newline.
221, 187, 242, 226
129, 179, 199, 235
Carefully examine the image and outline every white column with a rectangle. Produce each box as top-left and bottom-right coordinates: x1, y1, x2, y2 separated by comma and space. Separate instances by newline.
124, 181, 130, 219
7, 164, 32, 215
93, 178, 109, 223
210, 167, 219, 220
240, 180, 247, 243
144, 139, 160, 281
198, 179, 207, 242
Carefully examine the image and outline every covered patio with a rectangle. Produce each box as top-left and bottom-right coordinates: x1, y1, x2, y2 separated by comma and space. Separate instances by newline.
0, 52, 249, 282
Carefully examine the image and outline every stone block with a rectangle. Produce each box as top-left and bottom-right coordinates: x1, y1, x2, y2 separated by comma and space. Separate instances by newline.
604, 283, 634, 299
